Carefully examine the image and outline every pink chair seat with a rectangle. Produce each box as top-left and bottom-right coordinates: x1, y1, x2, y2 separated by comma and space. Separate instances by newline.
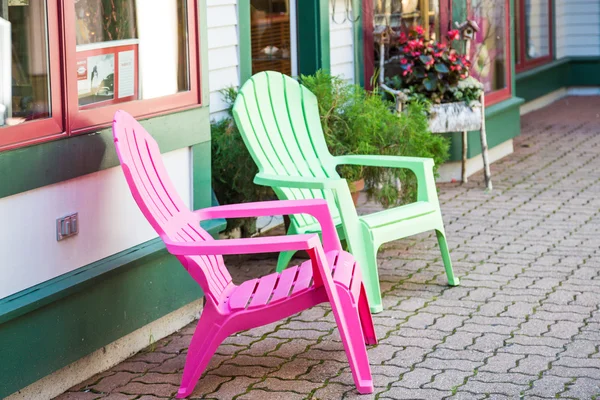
227, 250, 361, 311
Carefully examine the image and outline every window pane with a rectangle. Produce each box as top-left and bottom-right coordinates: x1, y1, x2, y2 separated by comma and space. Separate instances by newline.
0, 1, 51, 127
470, 0, 508, 94
524, 0, 550, 59
74, 0, 189, 108
251, 0, 296, 76
372, 0, 440, 80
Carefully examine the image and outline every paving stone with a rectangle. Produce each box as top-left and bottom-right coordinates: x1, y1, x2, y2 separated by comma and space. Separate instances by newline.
417, 357, 482, 372
394, 368, 441, 388
90, 372, 141, 393
118, 382, 178, 397
254, 377, 320, 394
54, 393, 102, 400
510, 354, 555, 375
525, 375, 571, 398
460, 380, 526, 397
383, 386, 449, 399
561, 377, 600, 399
423, 369, 472, 391
467, 333, 509, 353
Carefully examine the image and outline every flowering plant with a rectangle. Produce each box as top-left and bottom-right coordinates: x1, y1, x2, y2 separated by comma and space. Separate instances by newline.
385, 26, 481, 105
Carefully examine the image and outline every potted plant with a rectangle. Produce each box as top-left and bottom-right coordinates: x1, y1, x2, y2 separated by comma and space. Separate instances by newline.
300, 71, 449, 208
382, 26, 484, 133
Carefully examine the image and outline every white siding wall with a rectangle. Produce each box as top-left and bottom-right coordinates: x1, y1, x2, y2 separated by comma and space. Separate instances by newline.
0, 148, 192, 299
207, 0, 240, 120
330, 0, 356, 82
206, 0, 358, 119
555, 0, 600, 58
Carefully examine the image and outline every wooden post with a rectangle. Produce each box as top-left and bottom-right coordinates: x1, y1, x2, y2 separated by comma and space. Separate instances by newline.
460, 38, 472, 184
480, 92, 493, 190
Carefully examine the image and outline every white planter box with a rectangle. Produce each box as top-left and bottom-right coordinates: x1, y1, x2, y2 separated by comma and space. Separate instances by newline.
428, 101, 482, 133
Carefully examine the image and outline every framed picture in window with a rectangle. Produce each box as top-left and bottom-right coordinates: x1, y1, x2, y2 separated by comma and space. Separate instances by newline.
76, 41, 139, 109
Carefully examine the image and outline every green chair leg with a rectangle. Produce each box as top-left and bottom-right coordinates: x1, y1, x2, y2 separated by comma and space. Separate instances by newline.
360, 244, 383, 314
276, 224, 299, 272
276, 250, 296, 272
435, 229, 460, 286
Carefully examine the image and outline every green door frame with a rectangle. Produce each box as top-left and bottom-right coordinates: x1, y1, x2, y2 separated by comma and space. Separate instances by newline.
239, 0, 330, 83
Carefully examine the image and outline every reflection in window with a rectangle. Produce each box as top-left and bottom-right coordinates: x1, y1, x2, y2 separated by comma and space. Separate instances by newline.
74, 0, 189, 108
373, 0, 439, 80
251, 0, 296, 76
470, 0, 507, 94
0, 1, 50, 127
516, 0, 550, 64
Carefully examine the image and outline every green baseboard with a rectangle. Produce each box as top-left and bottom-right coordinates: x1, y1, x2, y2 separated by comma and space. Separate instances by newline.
443, 96, 524, 161
516, 57, 600, 103
0, 216, 223, 398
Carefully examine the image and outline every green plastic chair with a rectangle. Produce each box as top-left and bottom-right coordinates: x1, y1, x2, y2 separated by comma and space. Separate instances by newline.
232, 71, 460, 313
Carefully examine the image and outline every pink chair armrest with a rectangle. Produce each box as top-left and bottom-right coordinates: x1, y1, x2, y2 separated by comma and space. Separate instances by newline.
194, 199, 342, 252
164, 234, 321, 256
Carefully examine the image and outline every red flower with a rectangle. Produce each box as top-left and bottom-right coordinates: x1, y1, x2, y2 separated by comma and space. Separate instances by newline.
400, 58, 408, 65
413, 26, 424, 36
398, 32, 407, 44
447, 29, 460, 41
460, 74, 467, 79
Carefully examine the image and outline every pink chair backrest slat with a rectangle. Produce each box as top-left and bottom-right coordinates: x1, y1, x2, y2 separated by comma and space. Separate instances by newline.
113, 111, 232, 301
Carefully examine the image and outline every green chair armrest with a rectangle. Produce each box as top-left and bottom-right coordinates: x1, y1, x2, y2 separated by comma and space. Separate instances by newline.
334, 155, 434, 170
254, 173, 346, 190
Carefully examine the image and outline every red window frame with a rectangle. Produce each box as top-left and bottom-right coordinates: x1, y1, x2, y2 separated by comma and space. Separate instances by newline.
0, 1, 65, 151
1, 0, 201, 151
515, 0, 553, 73
362, 0, 453, 90
468, 0, 512, 105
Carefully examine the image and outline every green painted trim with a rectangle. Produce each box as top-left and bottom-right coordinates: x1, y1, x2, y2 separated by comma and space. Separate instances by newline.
516, 57, 600, 102
297, 0, 331, 75
0, 106, 211, 200
238, 1, 252, 84
0, 242, 202, 398
352, 0, 364, 86
192, 141, 212, 211
569, 57, 600, 87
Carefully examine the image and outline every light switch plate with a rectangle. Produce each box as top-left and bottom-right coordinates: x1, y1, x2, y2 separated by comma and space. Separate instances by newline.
57, 213, 79, 241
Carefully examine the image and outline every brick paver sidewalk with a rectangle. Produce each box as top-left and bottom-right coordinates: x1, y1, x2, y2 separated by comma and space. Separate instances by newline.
57, 97, 600, 399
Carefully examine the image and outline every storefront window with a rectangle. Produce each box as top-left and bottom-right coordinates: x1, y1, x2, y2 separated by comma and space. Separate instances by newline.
250, 0, 297, 76
73, 0, 189, 109
373, 0, 440, 41
515, 0, 552, 71
0, 1, 50, 127
365, 0, 444, 84
469, 0, 510, 102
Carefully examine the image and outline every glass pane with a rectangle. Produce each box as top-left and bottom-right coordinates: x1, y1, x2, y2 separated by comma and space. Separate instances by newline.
372, 0, 440, 80
470, 0, 508, 94
74, 0, 189, 108
0, 1, 51, 127
251, 0, 295, 76
524, 0, 550, 59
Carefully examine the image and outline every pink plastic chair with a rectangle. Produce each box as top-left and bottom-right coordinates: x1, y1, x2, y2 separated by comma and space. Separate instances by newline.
112, 111, 377, 397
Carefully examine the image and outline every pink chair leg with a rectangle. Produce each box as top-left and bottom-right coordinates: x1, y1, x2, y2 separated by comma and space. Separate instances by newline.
358, 284, 378, 345
330, 284, 374, 394
177, 315, 230, 398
